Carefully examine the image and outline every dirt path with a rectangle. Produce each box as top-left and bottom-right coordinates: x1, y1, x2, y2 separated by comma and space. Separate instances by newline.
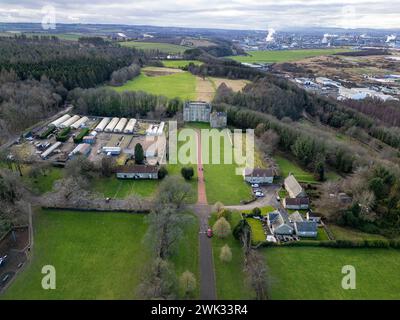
193, 130, 217, 300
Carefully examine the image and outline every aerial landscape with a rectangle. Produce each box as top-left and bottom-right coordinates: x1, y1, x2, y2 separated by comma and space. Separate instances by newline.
0, 0, 400, 312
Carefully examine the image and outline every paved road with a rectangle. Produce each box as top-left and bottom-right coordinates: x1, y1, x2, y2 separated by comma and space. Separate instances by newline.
192, 130, 217, 300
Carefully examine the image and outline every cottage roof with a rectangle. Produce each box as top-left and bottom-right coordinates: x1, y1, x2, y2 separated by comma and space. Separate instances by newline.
244, 168, 275, 178
285, 197, 309, 206
284, 174, 304, 198
116, 165, 158, 174
289, 211, 304, 222
295, 221, 317, 233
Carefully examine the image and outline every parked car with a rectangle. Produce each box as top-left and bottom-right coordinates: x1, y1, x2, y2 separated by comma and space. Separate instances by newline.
251, 184, 259, 188
276, 195, 281, 202
255, 192, 265, 198
207, 228, 213, 238
0, 255, 8, 267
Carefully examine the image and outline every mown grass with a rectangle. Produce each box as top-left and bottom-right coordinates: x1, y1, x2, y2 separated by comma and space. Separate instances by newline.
202, 130, 252, 205
121, 41, 188, 54
274, 155, 317, 183
92, 176, 159, 199
229, 48, 352, 64
3, 209, 200, 300
246, 218, 266, 243
3, 209, 152, 299
264, 247, 400, 299
210, 212, 255, 299
162, 60, 202, 68
112, 71, 196, 100
329, 225, 386, 241
24, 167, 64, 194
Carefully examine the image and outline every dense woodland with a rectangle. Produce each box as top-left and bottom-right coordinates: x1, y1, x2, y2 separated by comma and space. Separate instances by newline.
0, 36, 147, 89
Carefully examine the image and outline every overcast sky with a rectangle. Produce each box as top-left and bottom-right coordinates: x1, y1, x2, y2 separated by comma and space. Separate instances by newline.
0, 0, 399, 30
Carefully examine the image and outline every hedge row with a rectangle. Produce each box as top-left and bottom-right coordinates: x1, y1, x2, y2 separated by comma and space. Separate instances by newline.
73, 128, 90, 143
255, 239, 400, 249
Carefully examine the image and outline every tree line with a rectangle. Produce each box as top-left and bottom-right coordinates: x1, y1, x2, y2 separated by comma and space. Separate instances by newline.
68, 87, 183, 118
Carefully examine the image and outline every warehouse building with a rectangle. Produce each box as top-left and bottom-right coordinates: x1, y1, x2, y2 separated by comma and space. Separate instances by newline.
41, 142, 62, 159
50, 114, 71, 128
123, 119, 137, 134
114, 118, 128, 133
69, 143, 91, 159
71, 116, 89, 129
60, 115, 80, 128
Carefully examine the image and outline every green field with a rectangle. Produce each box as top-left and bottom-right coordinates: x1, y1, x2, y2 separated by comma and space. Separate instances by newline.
202, 130, 252, 205
92, 176, 159, 199
329, 225, 386, 241
162, 60, 202, 69
3, 209, 199, 299
264, 247, 400, 299
121, 41, 188, 54
112, 71, 196, 100
210, 212, 255, 299
229, 48, 352, 64
274, 155, 317, 183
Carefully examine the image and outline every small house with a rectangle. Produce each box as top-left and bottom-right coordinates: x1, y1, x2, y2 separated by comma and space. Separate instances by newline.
116, 165, 159, 180
283, 197, 310, 210
294, 221, 318, 238
267, 211, 293, 236
243, 168, 274, 184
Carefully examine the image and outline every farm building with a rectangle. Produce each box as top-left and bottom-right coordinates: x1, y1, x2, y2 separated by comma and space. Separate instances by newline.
283, 197, 310, 210
41, 142, 62, 159
69, 143, 91, 159
60, 115, 80, 128
210, 112, 227, 128
284, 174, 306, 198
123, 119, 137, 134
82, 136, 96, 144
183, 101, 211, 122
294, 221, 318, 238
95, 118, 111, 132
243, 168, 274, 184
114, 118, 128, 133
104, 118, 120, 132
50, 114, 71, 128
71, 116, 89, 129
115, 165, 159, 180
146, 124, 159, 136
102, 146, 121, 155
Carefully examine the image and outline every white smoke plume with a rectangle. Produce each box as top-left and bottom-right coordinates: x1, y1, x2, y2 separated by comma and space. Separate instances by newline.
386, 34, 397, 42
266, 28, 275, 42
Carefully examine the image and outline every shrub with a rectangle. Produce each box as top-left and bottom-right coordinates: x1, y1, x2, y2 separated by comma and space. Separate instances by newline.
134, 143, 144, 164
179, 271, 197, 298
219, 244, 232, 263
181, 166, 194, 180
213, 201, 224, 213
252, 207, 262, 216
213, 217, 231, 239
217, 209, 232, 222
158, 166, 168, 179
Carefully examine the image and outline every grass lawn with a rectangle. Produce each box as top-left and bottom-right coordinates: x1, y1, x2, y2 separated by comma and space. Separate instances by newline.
162, 60, 202, 68
112, 71, 196, 100
329, 225, 386, 241
92, 176, 159, 199
202, 130, 252, 205
229, 48, 352, 64
274, 155, 317, 183
264, 247, 400, 299
170, 212, 200, 298
246, 218, 266, 243
210, 212, 255, 299
121, 41, 188, 54
3, 209, 200, 300
24, 167, 63, 194
242, 206, 275, 216
3, 209, 152, 299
